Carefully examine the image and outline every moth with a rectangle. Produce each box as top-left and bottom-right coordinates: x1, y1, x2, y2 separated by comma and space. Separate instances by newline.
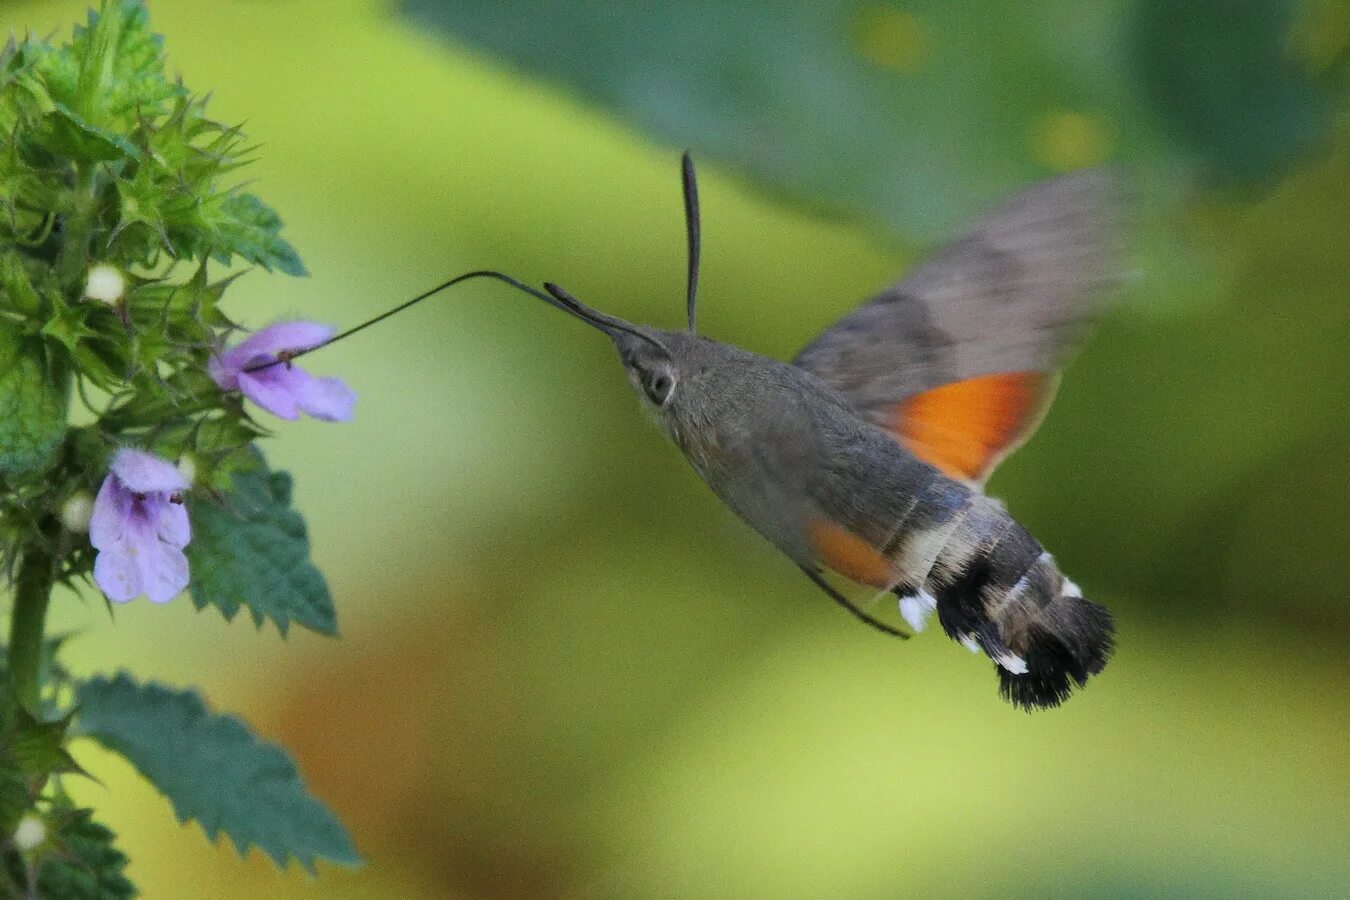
282, 153, 1119, 710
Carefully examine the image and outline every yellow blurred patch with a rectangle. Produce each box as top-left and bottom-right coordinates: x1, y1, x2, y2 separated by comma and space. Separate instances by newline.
853, 6, 932, 74
1029, 110, 1112, 170
1293, 0, 1350, 74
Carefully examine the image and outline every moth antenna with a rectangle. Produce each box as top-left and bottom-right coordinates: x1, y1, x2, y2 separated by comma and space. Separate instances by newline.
243, 270, 582, 372
681, 150, 701, 333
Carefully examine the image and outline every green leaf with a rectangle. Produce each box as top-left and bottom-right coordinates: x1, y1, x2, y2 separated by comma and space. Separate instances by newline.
0, 318, 68, 478
5, 801, 138, 900
40, 294, 100, 357
35, 104, 140, 163
401, 0, 1145, 238
43, 0, 179, 130
0, 38, 59, 136
207, 193, 308, 276
7, 709, 80, 778
75, 674, 360, 874
0, 251, 50, 318
186, 457, 337, 636
1132, 0, 1334, 184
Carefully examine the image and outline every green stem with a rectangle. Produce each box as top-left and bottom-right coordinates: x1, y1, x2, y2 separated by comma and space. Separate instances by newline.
8, 537, 55, 714
56, 165, 98, 288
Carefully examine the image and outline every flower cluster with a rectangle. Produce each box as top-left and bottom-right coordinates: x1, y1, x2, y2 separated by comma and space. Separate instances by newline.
87, 323, 353, 604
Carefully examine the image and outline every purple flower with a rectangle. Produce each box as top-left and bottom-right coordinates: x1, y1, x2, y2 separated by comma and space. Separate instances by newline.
90, 449, 191, 604
208, 321, 355, 422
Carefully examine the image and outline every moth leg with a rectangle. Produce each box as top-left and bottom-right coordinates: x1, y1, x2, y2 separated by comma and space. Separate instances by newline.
798, 565, 911, 640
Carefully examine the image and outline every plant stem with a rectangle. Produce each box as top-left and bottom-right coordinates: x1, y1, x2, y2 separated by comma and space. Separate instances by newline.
8, 536, 55, 714
56, 165, 98, 289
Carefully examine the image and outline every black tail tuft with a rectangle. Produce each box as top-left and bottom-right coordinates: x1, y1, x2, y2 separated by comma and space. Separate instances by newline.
998, 595, 1115, 711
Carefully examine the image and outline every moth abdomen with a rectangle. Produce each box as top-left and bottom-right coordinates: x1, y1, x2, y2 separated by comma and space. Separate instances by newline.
901, 491, 1114, 710
878, 475, 972, 594
997, 590, 1115, 709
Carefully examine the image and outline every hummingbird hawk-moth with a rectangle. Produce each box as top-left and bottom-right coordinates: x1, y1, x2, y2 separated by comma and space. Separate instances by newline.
278, 153, 1119, 710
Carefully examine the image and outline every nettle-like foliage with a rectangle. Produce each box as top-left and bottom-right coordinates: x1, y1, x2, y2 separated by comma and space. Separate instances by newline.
0, 2, 360, 893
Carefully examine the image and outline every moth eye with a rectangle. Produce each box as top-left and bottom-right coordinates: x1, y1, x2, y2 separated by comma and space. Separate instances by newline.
645, 372, 674, 406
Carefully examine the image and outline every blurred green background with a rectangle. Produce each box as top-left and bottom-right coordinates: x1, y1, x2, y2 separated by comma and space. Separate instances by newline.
6, 0, 1350, 897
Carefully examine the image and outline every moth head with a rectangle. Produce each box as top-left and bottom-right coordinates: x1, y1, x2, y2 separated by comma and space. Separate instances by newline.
613, 330, 679, 410
547, 152, 704, 417
536, 282, 679, 410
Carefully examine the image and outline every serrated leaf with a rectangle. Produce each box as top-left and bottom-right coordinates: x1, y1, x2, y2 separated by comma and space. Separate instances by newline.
42, 0, 179, 130
0, 39, 58, 133
185, 457, 337, 636
76, 674, 359, 874
36, 104, 140, 163
0, 318, 68, 478
208, 193, 308, 276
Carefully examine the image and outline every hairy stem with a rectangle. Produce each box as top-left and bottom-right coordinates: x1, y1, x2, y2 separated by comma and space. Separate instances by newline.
9, 534, 55, 714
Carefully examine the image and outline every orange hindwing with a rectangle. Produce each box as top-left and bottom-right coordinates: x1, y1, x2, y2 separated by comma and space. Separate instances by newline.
889, 371, 1051, 483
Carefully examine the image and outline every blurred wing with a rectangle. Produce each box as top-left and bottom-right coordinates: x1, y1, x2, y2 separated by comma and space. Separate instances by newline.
794, 169, 1119, 484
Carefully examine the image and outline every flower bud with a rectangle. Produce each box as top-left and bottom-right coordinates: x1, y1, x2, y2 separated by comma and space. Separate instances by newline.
176, 454, 197, 486
60, 492, 95, 533
12, 815, 45, 852
85, 263, 126, 304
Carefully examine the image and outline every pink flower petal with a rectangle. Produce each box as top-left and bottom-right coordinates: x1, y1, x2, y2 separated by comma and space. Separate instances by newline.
141, 543, 189, 604
221, 321, 333, 373
94, 542, 142, 603
108, 448, 187, 494
93, 506, 157, 604
237, 368, 303, 420
157, 499, 191, 549
295, 375, 356, 422
207, 351, 238, 391
89, 475, 130, 551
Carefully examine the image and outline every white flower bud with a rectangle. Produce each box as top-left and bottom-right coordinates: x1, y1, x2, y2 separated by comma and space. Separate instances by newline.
12, 815, 45, 852
176, 454, 197, 486
60, 492, 95, 533
84, 263, 126, 304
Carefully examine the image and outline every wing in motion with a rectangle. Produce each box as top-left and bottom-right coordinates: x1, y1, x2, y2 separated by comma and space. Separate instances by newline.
794, 169, 1119, 483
